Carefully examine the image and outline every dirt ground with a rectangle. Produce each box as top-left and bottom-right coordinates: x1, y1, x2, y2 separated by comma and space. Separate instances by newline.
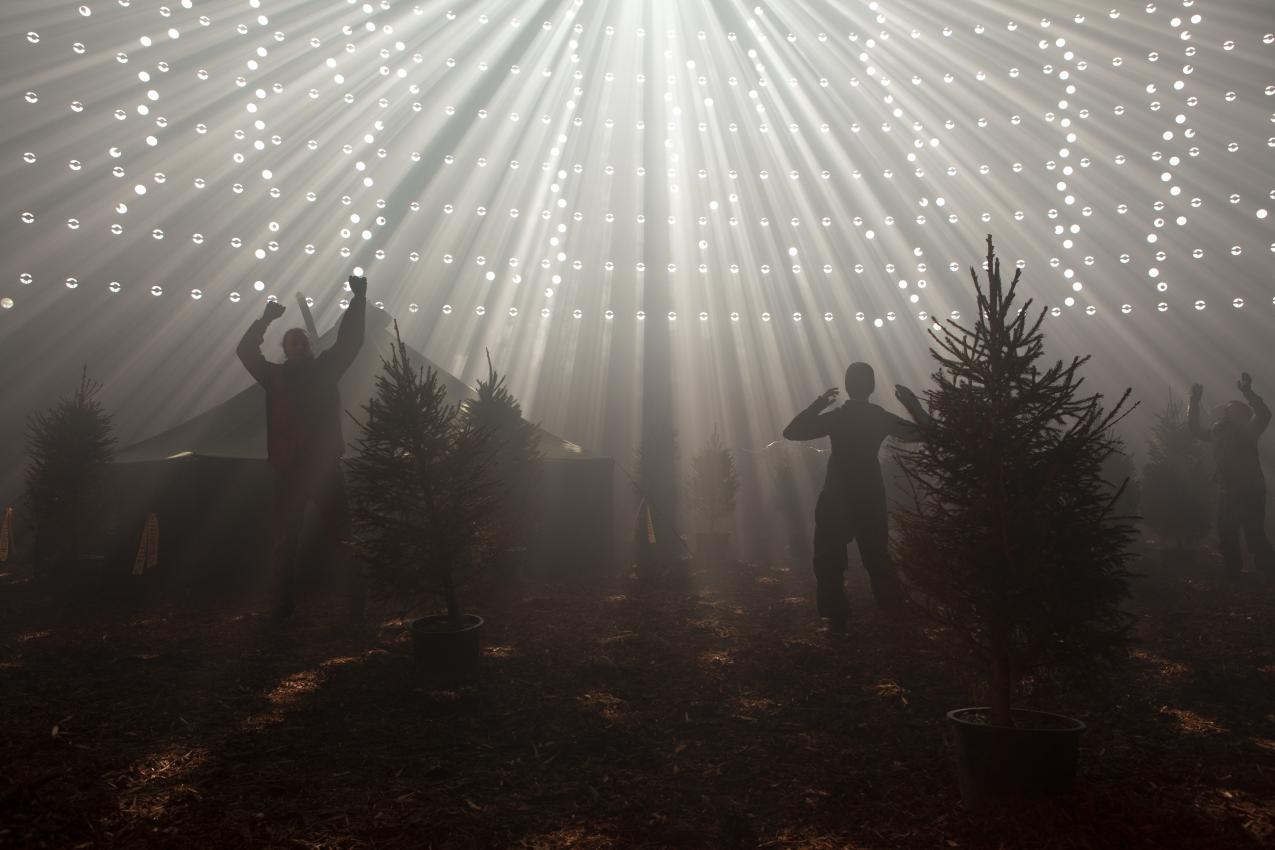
1, 545, 1273, 849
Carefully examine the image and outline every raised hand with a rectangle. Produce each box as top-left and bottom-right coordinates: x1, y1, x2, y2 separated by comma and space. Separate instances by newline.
1238, 372, 1253, 395
815, 387, 840, 409
348, 275, 368, 298
262, 300, 286, 322
894, 384, 921, 410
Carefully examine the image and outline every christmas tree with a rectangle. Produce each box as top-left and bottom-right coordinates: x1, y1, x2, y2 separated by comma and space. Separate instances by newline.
346, 326, 495, 621
1141, 396, 1212, 550
895, 236, 1137, 728
633, 427, 681, 566
461, 351, 543, 562
24, 367, 116, 566
1100, 445, 1142, 522
689, 426, 739, 535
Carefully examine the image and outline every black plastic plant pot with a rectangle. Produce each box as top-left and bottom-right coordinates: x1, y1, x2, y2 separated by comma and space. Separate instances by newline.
947, 707, 1087, 809
409, 613, 484, 679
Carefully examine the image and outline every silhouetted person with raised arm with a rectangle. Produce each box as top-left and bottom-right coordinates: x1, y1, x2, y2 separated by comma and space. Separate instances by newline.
237, 276, 368, 620
1188, 373, 1274, 581
784, 362, 931, 633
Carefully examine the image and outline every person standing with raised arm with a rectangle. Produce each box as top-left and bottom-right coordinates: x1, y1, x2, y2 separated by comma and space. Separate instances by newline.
784, 362, 931, 633
237, 276, 368, 620
1188, 372, 1274, 581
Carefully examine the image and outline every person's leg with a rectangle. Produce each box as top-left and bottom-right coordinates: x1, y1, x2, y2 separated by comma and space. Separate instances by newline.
315, 460, 364, 622
855, 502, 906, 615
269, 467, 307, 618
1217, 490, 1243, 578
1239, 489, 1275, 577
812, 490, 852, 627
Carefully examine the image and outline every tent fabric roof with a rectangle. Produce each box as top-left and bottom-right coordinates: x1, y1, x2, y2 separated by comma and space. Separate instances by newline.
116, 313, 592, 463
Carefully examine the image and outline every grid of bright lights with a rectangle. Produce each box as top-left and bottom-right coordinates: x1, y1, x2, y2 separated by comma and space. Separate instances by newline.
2, 0, 1273, 328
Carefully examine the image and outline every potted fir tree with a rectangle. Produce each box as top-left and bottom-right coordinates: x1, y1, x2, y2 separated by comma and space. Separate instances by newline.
633, 427, 682, 570
895, 236, 1137, 807
25, 367, 117, 587
688, 426, 739, 563
766, 442, 814, 566
1100, 446, 1142, 523
347, 327, 496, 678
461, 351, 543, 577
1141, 396, 1212, 571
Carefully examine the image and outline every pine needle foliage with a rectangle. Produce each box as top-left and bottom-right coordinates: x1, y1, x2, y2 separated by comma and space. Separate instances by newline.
347, 325, 496, 620
765, 442, 814, 565
461, 351, 543, 555
24, 367, 116, 563
1100, 447, 1142, 522
894, 236, 1137, 728
1141, 396, 1212, 548
633, 427, 681, 564
689, 426, 739, 533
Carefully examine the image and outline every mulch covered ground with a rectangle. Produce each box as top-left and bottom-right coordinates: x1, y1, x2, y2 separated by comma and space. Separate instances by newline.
1, 547, 1273, 849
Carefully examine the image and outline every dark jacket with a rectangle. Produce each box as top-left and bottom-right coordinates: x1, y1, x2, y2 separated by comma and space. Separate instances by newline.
1189, 390, 1270, 494
236, 295, 366, 468
784, 398, 922, 502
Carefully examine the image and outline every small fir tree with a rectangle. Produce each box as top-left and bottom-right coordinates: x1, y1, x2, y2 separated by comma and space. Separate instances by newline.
1100, 446, 1142, 522
461, 351, 543, 558
25, 367, 116, 564
689, 426, 739, 534
347, 326, 496, 621
633, 427, 681, 565
766, 441, 814, 565
1141, 396, 1212, 549
895, 236, 1137, 728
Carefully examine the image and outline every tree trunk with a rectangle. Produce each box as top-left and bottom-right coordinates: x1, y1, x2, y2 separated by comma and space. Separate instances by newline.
70, 501, 83, 560
989, 647, 1014, 728
442, 566, 461, 624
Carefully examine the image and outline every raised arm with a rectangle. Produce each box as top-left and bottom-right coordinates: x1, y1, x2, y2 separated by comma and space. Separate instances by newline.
1239, 372, 1270, 437
784, 388, 839, 441
1186, 383, 1210, 442
321, 275, 367, 377
888, 385, 931, 443
237, 301, 285, 386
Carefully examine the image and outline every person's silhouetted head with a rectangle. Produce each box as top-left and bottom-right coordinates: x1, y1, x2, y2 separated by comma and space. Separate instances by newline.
282, 327, 313, 361
1219, 399, 1253, 425
844, 362, 875, 400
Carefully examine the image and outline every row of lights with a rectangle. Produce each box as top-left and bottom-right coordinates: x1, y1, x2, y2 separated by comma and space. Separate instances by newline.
17, 211, 1272, 267
55, 1, 1241, 42
5, 278, 1269, 317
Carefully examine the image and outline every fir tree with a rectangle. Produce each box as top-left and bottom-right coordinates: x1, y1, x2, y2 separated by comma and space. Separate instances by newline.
689, 426, 739, 534
633, 427, 681, 565
346, 326, 495, 621
461, 351, 543, 558
1100, 445, 1142, 522
1141, 396, 1212, 549
25, 367, 116, 564
765, 441, 814, 565
895, 236, 1137, 728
